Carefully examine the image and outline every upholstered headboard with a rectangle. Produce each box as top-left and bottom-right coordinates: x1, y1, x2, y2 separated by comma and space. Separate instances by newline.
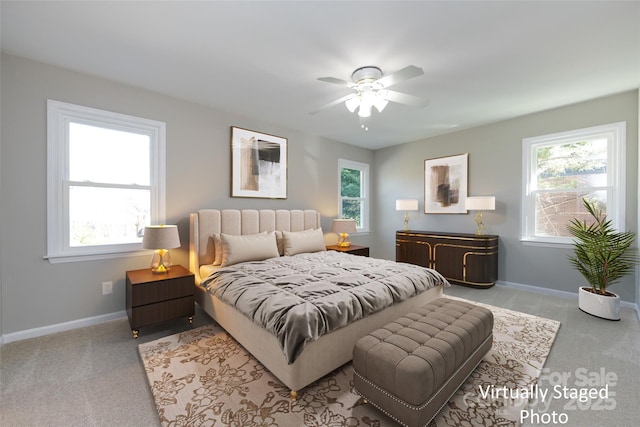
189, 209, 321, 284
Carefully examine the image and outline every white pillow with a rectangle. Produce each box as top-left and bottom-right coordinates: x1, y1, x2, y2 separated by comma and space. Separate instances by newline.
220, 232, 279, 267
282, 228, 326, 256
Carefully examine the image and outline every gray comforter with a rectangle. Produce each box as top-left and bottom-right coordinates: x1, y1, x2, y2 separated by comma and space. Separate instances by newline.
201, 251, 449, 364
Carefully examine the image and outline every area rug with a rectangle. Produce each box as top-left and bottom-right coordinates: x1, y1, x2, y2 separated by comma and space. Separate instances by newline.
138, 299, 560, 426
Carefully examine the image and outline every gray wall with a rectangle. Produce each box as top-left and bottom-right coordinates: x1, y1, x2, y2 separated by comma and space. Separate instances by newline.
0, 54, 373, 336
372, 91, 639, 302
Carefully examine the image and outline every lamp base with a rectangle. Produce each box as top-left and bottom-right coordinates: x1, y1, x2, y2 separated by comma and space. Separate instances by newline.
337, 233, 351, 247
474, 212, 485, 235
150, 249, 173, 274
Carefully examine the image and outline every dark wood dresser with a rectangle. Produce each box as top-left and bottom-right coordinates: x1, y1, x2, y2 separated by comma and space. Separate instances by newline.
396, 230, 498, 288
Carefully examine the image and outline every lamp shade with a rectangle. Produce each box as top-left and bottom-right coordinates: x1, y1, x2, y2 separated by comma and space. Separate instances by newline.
465, 196, 495, 211
331, 219, 357, 234
396, 199, 419, 211
345, 96, 360, 113
142, 225, 181, 250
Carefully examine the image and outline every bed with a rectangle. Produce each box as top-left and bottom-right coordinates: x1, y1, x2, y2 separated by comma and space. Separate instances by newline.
189, 209, 447, 397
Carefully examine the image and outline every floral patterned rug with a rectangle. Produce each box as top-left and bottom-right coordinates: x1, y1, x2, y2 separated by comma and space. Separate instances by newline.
138, 299, 560, 426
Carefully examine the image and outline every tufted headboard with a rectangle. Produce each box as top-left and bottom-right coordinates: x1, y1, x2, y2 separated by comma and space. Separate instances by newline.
189, 209, 321, 284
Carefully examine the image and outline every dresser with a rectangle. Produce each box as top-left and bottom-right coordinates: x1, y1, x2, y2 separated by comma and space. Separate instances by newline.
396, 230, 498, 288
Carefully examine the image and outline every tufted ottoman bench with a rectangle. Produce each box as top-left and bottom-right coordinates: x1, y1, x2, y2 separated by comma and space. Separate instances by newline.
353, 298, 493, 427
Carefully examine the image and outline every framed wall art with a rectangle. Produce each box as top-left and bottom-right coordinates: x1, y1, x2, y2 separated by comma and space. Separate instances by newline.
231, 127, 287, 199
424, 153, 468, 214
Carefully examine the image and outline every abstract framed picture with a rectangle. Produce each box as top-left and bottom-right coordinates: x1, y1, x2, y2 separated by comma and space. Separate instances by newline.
231, 127, 287, 199
424, 153, 468, 214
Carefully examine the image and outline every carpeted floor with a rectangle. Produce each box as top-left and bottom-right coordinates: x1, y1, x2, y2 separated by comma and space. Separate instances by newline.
138, 299, 560, 426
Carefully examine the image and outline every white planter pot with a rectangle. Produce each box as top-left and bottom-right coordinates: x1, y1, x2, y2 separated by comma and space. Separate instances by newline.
578, 286, 620, 321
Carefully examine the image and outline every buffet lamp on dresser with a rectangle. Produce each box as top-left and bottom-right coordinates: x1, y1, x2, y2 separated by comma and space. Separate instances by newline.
465, 196, 496, 235
396, 199, 419, 230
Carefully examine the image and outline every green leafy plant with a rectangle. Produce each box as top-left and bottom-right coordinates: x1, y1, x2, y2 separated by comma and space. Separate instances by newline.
567, 198, 639, 295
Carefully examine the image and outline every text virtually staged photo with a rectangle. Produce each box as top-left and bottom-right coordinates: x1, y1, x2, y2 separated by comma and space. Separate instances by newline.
1, 1, 639, 427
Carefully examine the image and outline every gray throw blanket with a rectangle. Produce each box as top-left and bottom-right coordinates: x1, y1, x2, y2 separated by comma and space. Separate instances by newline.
201, 251, 449, 364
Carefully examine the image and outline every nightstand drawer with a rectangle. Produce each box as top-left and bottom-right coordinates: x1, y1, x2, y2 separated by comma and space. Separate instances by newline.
131, 275, 193, 305
129, 296, 195, 329
345, 246, 369, 257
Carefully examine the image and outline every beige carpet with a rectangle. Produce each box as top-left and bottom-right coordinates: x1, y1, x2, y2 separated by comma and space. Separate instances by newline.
138, 299, 560, 426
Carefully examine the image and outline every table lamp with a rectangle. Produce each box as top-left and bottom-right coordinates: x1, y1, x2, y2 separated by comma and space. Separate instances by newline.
465, 196, 496, 235
396, 199, 419, 230
142, 225, 181, 273
331, 219, 357, 247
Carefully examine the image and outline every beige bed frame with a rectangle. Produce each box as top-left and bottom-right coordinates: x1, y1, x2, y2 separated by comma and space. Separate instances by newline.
189, 209, 444, 397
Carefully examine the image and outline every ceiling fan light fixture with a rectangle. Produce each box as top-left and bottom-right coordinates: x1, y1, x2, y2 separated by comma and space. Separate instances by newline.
313, 64, 426, 121
345, 96, 360, 113
374, 94, 389, 113
358, 103, 372, 118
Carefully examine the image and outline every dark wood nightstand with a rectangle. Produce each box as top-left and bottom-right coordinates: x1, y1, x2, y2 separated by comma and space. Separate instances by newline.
125, 265, 195, 338
326, 244, 370, 257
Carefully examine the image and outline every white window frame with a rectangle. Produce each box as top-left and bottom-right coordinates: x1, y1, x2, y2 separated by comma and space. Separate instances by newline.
46, 100, 166, 263
338, 158, 370, 233
521, 122, 626, 247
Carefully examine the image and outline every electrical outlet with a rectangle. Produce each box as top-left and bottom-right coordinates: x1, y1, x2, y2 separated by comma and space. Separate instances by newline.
102, 281, 113, 295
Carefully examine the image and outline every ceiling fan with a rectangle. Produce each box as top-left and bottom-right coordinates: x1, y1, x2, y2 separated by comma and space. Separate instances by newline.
311, 65, 429, 121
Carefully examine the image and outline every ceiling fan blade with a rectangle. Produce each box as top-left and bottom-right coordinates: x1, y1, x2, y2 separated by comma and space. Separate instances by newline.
317, 76, 355, 87
376, 65, 424, 88
309, 93, 356, 115
383, 90, 429, 108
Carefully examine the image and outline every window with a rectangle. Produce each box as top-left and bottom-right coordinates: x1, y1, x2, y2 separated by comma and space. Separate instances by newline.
47, 100, 166, 262
338, 159, 369, 232
521, 122, 625, 245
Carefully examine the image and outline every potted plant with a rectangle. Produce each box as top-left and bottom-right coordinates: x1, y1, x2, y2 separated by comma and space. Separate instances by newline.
567, 198, 639, 320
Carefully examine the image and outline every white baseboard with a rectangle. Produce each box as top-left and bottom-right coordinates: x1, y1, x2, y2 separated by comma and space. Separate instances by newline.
1, 310, 127, 345
497, 280, 640, 321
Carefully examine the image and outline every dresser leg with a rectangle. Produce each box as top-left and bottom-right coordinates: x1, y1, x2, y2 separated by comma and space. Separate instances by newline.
132, 329, 139, 339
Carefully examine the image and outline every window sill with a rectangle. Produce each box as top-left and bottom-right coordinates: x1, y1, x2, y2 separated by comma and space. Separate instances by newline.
44, 249, 150, 264
519, 238, 573, 250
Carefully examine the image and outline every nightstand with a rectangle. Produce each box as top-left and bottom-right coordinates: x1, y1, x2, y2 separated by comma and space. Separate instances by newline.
125, 265, 195, 338
326, 244, 370, 257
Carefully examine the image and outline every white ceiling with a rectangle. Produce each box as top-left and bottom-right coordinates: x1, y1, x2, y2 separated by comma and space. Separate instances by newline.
2, 1, 639, 150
